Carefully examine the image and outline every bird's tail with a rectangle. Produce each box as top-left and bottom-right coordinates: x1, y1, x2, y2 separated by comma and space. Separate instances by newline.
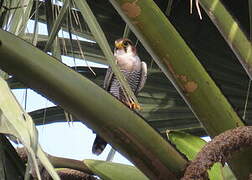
92, 135, 107, 155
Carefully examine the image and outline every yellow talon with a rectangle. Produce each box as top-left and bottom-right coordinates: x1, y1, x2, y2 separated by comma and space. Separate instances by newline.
131, 103, 141, 110
127, 101, 141, 110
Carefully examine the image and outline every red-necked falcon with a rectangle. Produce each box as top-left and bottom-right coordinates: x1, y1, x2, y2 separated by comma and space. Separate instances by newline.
92, 38, 147, 155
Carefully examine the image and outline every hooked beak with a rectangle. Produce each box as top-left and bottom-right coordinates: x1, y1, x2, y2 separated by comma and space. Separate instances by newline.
115, 42, 124, 49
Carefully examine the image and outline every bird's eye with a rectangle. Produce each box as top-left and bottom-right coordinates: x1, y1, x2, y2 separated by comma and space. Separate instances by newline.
123, 41, 128, 46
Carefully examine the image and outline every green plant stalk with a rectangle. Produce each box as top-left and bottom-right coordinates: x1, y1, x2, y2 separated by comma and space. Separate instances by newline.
44, 0, 62, 59
0, 135, 26, 179
31, 0, 39, 45
19, 149, 149, 180
199, 0, 252, 79
8, 0, 33, 36
167, 131, 236, 180
123, 24, 131, 38
165, 0, 174, 16
17, 147, 93, 175
0, 76, 60, 180
0, 29, 187, 180
47, 154, 93, 175
108, 0, 251, 178
7, 0, 22, 34
0, 70, 8, 79
84, 159, 149, 180
249, 0, 252, 40
199, 0, 252, 178
44, 0, 70, 52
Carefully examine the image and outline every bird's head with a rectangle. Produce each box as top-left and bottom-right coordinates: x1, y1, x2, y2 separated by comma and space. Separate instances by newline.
114, 38, 136, 56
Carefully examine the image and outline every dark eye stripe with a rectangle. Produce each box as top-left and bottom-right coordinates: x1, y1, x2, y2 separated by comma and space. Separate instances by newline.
123, 40, 132, 46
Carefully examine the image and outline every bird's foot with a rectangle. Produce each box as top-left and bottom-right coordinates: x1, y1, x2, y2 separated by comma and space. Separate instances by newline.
127, 101, 141, 110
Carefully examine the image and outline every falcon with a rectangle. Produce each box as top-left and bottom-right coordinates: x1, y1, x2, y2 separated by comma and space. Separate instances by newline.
92, 38, 147, 155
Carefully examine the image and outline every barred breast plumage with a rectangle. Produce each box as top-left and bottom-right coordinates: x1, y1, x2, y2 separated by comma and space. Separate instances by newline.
109, 69, 142, 103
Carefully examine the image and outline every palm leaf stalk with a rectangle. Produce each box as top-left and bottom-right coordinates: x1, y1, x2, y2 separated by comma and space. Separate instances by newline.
167, 131, 236, 180
44, 0, 70, 52
249, 0, 252, 40
8, 0, 33, 37
44, 0, 63, 59
0, 135, 26, 179
198, 0, 252, 177
0, 29, 187, 180
0, 76, 60, 180
17, 148, 149, 180
31, 0, 39, 46
1, 0, 34, 80
17, 148, 93, 175
108, 0, 252, 178
199, 0, 252, 79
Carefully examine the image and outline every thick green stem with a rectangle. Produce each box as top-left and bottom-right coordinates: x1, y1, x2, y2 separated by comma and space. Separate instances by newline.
199, 0, 252, 178
0, 29, 187, 180
44, 0, 70, 52
48, 155, 93, 175
199, 0, 252, 79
